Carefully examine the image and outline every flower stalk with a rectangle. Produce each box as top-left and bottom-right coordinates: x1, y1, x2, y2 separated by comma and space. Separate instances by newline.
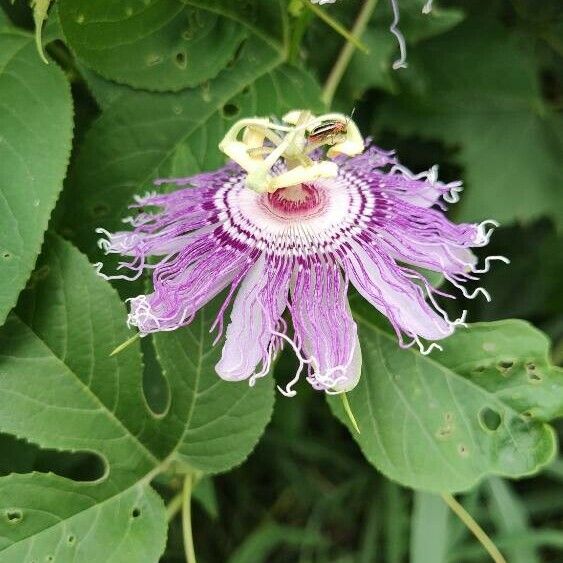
322, 0, 380, 107
182, 473, 197, 563
441, 493, 507, 563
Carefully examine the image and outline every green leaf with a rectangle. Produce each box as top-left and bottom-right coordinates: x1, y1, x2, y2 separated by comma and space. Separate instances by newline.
0, 476, 167, 562
152, 296, 275, 474
0, 5, 9, 27
0, 233, 274, 558
59, 0, 285, 92
78, 64, 135, 110
60, 54, 324, 259
192, 476, 218, 519
0, 30, 73, 326
329, 300, 561, 492
377, 19, 563, 225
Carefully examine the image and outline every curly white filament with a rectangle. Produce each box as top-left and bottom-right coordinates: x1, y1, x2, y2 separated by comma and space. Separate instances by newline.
389, 0, 408, 70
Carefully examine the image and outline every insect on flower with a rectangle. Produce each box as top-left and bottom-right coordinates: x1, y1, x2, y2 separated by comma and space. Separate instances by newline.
96, 110, 507, 397
306, 116, 349, 146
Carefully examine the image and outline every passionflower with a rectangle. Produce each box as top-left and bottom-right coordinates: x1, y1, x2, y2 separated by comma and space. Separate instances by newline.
96, 111, 506, 396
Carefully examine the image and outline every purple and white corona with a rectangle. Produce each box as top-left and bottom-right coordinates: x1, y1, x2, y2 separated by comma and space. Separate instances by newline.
96, 111, 506, 396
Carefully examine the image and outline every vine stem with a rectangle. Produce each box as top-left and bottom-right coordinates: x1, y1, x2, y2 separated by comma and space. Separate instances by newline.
182, 474, 197, 563
322, 0, 379, 108
441, 493, 507, 563
305, 1, 369, 55
166, 491, 183, 522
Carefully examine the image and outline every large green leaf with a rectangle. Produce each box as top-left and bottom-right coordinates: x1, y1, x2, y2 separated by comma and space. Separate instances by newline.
59, 0, 285, 92
0, 30, 73, 326
153, 304, 275, 473
60, 52, 324, 259
0, 234, 274, 560
329, 297, 562, 492
377, 19, 563, 226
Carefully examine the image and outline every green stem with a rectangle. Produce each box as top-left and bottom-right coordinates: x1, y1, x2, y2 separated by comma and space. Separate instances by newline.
166, 491, 183, 522
305, 1, 369, 55
288, 8, 313, 64
441, 493, 507, 563
322, 0, 379, 108
182, 474, 197, 563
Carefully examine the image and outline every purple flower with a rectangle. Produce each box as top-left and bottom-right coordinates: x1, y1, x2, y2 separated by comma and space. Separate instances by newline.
96, 112, 506, 395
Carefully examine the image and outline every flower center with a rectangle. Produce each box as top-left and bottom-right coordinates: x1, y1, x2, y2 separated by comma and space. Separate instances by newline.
266, 183, 325, 218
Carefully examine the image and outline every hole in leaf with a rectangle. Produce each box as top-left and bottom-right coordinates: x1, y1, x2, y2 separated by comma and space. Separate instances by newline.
67, 535, 75, 544
2, 251, 11, 260
35, 451, 105, 482
526, 363, 543, 382
473, 365, 486, 373
46, 556, 54, 562
174, 50, 187, 69
435, 412, 454, 439
132, 507, 141, 518
0, 432, 105, 481
497, 360, 514, 374
241, 85, 250, 96
457, 444, 469, 457
5, 509, 23, 524
222, 103, 240, 119
479, 407, 502, 431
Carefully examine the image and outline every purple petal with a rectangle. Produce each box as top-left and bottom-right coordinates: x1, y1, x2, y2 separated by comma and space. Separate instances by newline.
216, 255, 291, 382
289, 259, 361, 392
343, 241, 454, 343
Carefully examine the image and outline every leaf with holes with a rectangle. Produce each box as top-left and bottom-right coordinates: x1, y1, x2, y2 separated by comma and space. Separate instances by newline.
59, 0, 285, 92
0, 29, 73, 327
0, 233, 274, 559
329, 297, 562, 492
59, 55, 324, 261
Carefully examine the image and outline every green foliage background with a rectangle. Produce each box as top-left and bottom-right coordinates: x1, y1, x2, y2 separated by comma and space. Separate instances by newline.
0, 0, 561, 561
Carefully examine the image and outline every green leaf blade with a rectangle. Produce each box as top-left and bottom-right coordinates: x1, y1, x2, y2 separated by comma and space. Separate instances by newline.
0, 30, 73, 326
0, 475, 167, 563
329, 311, 560, 492
154, 299, 275, 474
